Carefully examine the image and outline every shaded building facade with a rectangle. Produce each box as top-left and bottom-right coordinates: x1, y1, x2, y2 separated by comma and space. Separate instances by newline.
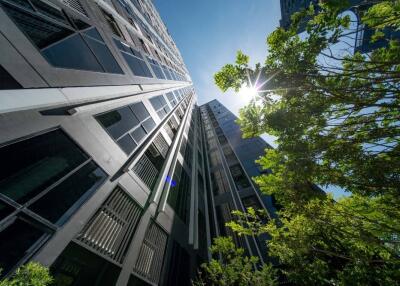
200, 100, 278, 263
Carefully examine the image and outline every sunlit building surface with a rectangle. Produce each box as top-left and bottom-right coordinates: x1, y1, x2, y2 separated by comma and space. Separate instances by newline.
0, 0, 275, 285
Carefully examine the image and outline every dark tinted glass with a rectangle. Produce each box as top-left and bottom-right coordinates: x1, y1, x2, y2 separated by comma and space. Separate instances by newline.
122, 53, 152, 78
130, 126, 146, 143
51, 242, 121, 286
70, 15, 90, 30
29, 161, 107, 225
0, 129, 88, 203
130, 102, 150, 121
128, 275, 151, 286
2, 3, 74, 49
167, 164, 190, 222
0, 65, 21, 89
142, 118, 156, 133
0, 218, 47, 277
30, 0, 69, 25
117, 134, 137, 154
84, 36, 123, 74
42, 34, 103, 72
0, 201, 14, 222
83, 27, 103, 42
97, 107, 140, 139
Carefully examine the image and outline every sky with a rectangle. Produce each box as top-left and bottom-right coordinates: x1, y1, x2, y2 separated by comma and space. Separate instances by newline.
153, 0, 349, 199
153, 0, 281, 121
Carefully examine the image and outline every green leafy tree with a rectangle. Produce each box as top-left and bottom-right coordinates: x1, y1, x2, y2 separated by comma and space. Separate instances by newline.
0, 262, 53, 286
193, 237, 277, 286
211, 0, 400, 285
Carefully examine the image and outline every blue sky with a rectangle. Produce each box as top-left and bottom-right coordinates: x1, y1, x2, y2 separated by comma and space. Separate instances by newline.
154, 0, 281, 116
154, 0, 349, 199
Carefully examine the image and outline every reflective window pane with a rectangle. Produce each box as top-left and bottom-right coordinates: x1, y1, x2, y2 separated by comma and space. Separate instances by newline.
42, 34, 103, 72
29, 161, 107, 226
2, 3, 74, 49
97, 107, 140, 139
0, 129, 88, 204
117, 134, 137, 155
130, 126, 146, 144
142, 118, 156, 133
84, 35, 123, 74
130, 102, 150, 121
83, 27, 104, 42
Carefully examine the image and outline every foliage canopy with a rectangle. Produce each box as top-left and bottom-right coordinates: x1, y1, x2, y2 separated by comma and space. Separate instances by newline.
201, 1, 400, 285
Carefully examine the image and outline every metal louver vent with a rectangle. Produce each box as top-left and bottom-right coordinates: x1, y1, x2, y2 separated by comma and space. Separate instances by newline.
164, 123, 174, 140
76, 187, 142, 264
153, 133, 169, 157
132, 154, 159, 189
63, 0, 88, 16
134, 222, 168, 284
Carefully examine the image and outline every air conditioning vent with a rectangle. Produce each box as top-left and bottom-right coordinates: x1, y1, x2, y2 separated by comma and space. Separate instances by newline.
76, 187, 142, 263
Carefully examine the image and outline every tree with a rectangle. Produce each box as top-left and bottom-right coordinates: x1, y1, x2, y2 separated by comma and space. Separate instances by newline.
215, 0, 400, 201
0, 262, 53, 286
212, 0, 400, 284
193, 237, 277, 286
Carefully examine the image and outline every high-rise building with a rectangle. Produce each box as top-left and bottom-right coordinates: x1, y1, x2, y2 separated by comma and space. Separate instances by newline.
279, 0, 400, 53
199, 100, 278, 264
0, 0, 276, 285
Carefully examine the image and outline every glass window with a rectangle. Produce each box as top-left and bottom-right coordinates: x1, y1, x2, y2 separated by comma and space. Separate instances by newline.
43, 34, 104, 72
96, 101, 155, 155
229, 164, 251, 189
2, 3, 74, 49
0, 129, 88, 204
130, 126, 146, 144
167, 163, 191, 223
2, 2, 122, 74
142, 118, 156, 133
51, 242, 121, 286
149, 96, 163, 110
117, 134, 137, 154
0, 201, 14, 223
30, 0, 69, 24
84, 35, 123, 74
96, 106, 139, 140
122, 53, 152, 77
130, 102, 150, 121
0, 217, 48, 277
0, 65, 21, 89
28, 161, 107, 226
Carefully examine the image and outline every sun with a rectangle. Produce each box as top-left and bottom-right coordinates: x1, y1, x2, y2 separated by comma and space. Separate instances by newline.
238, 84, 258, 99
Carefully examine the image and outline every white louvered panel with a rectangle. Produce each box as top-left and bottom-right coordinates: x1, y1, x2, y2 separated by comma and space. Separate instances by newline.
132, 154, 159, 189
153, 133, 169, 157
133, 222, 168, 284
77, 187, 142, 263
